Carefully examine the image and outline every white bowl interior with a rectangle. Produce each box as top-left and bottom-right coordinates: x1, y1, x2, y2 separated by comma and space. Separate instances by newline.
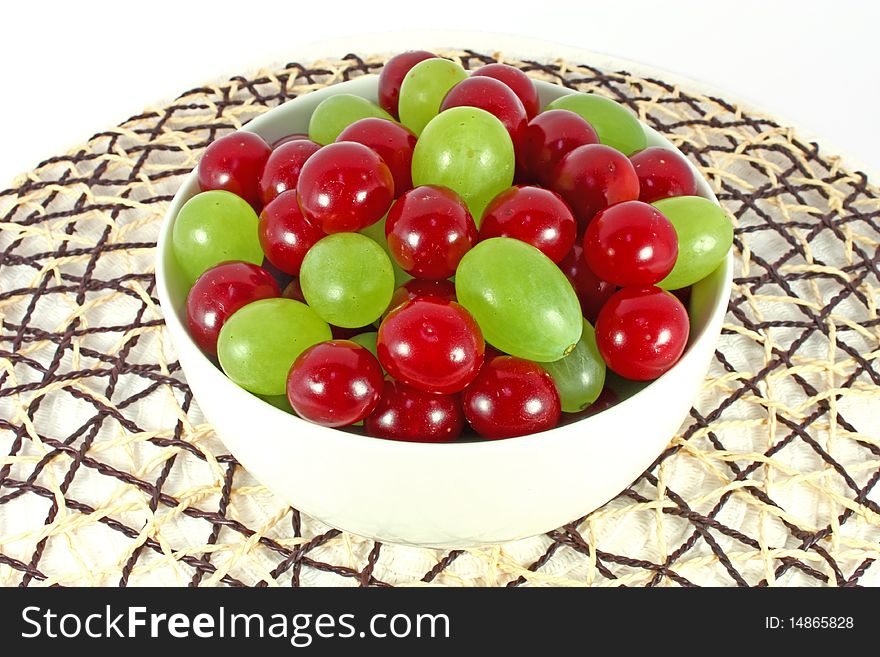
155, 75, 733, 547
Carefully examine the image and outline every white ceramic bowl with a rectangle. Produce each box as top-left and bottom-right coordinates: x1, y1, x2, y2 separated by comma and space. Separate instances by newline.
156, 75, 733, 548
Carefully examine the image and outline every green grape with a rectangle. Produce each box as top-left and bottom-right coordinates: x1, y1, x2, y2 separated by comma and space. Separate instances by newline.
300, 233, 395, 328
172, 190, 263, 287
545, 94, 647, 156
652, 196, 733, 290
398, 58, 468, 135
259, 393, 295, 414
455, 237, 582, 362
218, 298, 331, 396
360, 215, 412, 287
412, 106, 514, 220
308, 94, 393, 145
350, 331, 379, 360
543, 320, 606, 413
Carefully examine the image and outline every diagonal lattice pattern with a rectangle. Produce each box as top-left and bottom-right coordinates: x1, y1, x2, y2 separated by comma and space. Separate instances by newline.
1, 50, 879, 587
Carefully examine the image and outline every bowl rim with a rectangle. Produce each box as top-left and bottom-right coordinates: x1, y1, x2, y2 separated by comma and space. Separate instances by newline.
155, 75, 734, 453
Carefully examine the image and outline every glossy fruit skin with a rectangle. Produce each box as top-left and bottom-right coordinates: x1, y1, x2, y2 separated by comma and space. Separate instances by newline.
385, 279, 457, 318
258, 191, 325, 275
455, 237, 582, 362
550, 144, 640, 228
398, 58, 468, 136
583, 200, 678, 287
462, 356, 561, 439
299, 233, 395, 328
595, 287, 690, 381
440, 76, 528, 155
377, 298, 485, 394
217, 298, 332, 396
259, 139, 321, 205
378, 50, 436, 119
558, 244, 616, 323
630, 147, 698, 203
365, 379, 464, 442
172, 190, 263, 287
472, 63, 540, 119
651, 196, 733, 290
521, 110, 599, 186
542, 319, 606, 413
545, 94, 647, 155
286, 341, 384, 427
479, 186, 576, 263
296, 142, 395, 233
197, 131, 271, 210
186, 261, 279, 356
307, 94, 393, 145
337, 118, 417, 197
411, 106, 515, 221
385, 185, 477, 279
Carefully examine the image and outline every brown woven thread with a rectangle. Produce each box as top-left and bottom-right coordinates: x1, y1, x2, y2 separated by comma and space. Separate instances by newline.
1, 49, 878, 586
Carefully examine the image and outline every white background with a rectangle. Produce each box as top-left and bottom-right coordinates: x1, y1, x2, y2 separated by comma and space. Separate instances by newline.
0, 0, 877, 185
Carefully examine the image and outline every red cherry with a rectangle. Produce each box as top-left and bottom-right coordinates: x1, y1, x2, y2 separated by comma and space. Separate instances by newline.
286, 341, 384, 427
472, 63, 540, 119
522, 110, 599, 186
550, 144, 640, 228
378, 50, 437, 118
384, 279, 457, 318
462, 356, 561, 439
440, 77, 527, 156
583, 200, 678, 286
186, 261, 279, 356
296, 142, 395, 233
479, 186, 576, 263
281, 278, 305, 302
365, 380, 464, 442
630, 147, 698, 203
558, 244, 616, 323
259, 138, 320, 205
595, 287, 690, 381
336, 118, 417, 197
272, 133, 310, 149
377, 298, 484, 394
258, 191, 325, 275
385, 185, 477, 280
198, 131, 271, 210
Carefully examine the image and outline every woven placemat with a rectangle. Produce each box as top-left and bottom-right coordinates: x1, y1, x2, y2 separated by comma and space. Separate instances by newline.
1, 50, 879, 587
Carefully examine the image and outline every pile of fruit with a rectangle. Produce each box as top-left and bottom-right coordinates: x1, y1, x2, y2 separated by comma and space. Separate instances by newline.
173, 51, 732, 441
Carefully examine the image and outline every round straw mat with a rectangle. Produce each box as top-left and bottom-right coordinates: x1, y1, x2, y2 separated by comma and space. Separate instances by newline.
1, 50, 879, 587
